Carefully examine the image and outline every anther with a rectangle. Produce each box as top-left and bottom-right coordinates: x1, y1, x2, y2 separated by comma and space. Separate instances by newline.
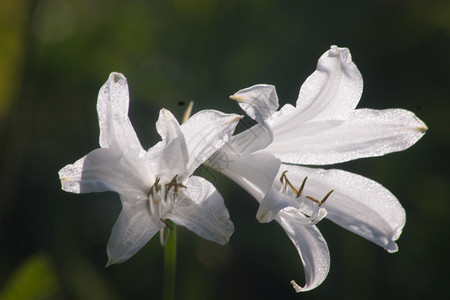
306, 190, 333, 206
296, 177, 308, 198
165, 174, 187, 199
279, 171, 300, 194
319, 190, 334, 206
147, 177, 161, 197
280, 170, 288, 184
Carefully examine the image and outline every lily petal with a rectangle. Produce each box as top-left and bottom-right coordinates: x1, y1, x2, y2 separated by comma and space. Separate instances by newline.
294, 45, 363, 122
180, 110, 242, 174
276, 212, 330, 292
97, 72, 144, 155
207, 152, 281, 201
280, 165, 405, 252
151, 109, 189, 177
58, 148, 149, 195
155, 108, 185, 145
266, 108, 427, 165
225, 123, 273, 155
257, 186, 297, 223
167, 176, 234, 245
230, 84, 279, 123
106, 199, 160, 266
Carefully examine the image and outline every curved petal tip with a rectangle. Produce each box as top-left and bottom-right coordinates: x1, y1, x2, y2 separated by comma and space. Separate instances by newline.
328, 45, 352, 62
109, 72, 126, 84
290, 280, 304, 293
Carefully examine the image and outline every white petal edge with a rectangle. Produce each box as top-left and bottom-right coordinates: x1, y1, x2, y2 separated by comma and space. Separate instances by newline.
106, 199, 160, 266
97, 72, 144, 155
58, 148, 149, 196
230, 84, 279, 123
265, 108, 427, 165
150, 109, 189, 178
155, 108, 184, 145
279, 164, 405, 252
167, 176, 234, 244
293, 45, 363, 122
180, 110, 242, 174
276, 212, 330, 292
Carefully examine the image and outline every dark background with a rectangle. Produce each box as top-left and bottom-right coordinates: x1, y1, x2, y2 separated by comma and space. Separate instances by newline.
1, 0, 449, 299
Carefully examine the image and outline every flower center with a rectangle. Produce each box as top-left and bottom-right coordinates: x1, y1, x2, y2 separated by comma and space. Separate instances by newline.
147, 174, 186, 245
279, 171, 333, 225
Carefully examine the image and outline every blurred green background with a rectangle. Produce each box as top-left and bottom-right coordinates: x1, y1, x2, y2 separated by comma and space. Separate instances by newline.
1, 0, 449, 299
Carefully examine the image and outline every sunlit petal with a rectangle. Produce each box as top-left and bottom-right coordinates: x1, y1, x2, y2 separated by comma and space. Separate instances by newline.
225, 123, 273, 155
168, 176, 234, 245
266, 108, 427, 165
58, 148, 149, 195
277, 213, 330, 292
180, 110, 242, 174
280, 164, 405, 252
97, 72, 144, 155
106, 199, 160, 266
257, 186, 297, 223
151, 109, 189, 177
230, 84, 279, 123
294, 45, 363, 121
207, 152, 280, 201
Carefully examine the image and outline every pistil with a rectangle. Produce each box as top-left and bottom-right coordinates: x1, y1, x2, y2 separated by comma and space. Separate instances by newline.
147, 175, 186, 246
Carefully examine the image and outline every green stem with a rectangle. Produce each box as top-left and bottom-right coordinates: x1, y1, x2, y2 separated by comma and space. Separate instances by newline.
162, 220, 176, 300
162, 101, 193, 300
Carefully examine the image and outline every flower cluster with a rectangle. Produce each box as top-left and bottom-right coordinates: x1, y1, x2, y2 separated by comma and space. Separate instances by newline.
59, 46, 427, 291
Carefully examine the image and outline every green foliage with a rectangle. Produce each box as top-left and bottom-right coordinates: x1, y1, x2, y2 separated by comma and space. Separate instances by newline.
0, 253, 58, 300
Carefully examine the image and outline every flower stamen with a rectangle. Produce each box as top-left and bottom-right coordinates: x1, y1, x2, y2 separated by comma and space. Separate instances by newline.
165, 174, 187, 199
296, 177, 308, 198
146, 175, 187, 247
306, 190, 334, 206
147, 177, 161, 197
280, 171, 300, 194
279, 171, 333, 206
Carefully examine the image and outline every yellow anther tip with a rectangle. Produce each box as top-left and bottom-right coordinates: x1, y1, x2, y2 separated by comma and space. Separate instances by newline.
257, 213, 266, 222
417, 126, 428, 133
229, 115, 244, 123
229, 95, 244, 102
290, 280, 303, 292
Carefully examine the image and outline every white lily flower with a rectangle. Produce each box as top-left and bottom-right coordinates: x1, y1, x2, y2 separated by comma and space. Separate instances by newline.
208, 46, 427, 291
59, 72, 242, 266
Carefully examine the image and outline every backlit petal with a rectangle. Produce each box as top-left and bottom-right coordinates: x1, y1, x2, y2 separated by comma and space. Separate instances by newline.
58, 148, 149, 195
294, 45, 363, 121
279, 164, 405, 252
276, 212, 330, 292
257, 186, 297, 223
225, 123, 273, 155
230, 84, 279, 123
151, 109, 189, 177
265, 108, 427, 165
97, 72, 144, 155
180, 110, 242, 174
206, 152, 280, 201
106, 199, 160, 266
167, 176, 234, 245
